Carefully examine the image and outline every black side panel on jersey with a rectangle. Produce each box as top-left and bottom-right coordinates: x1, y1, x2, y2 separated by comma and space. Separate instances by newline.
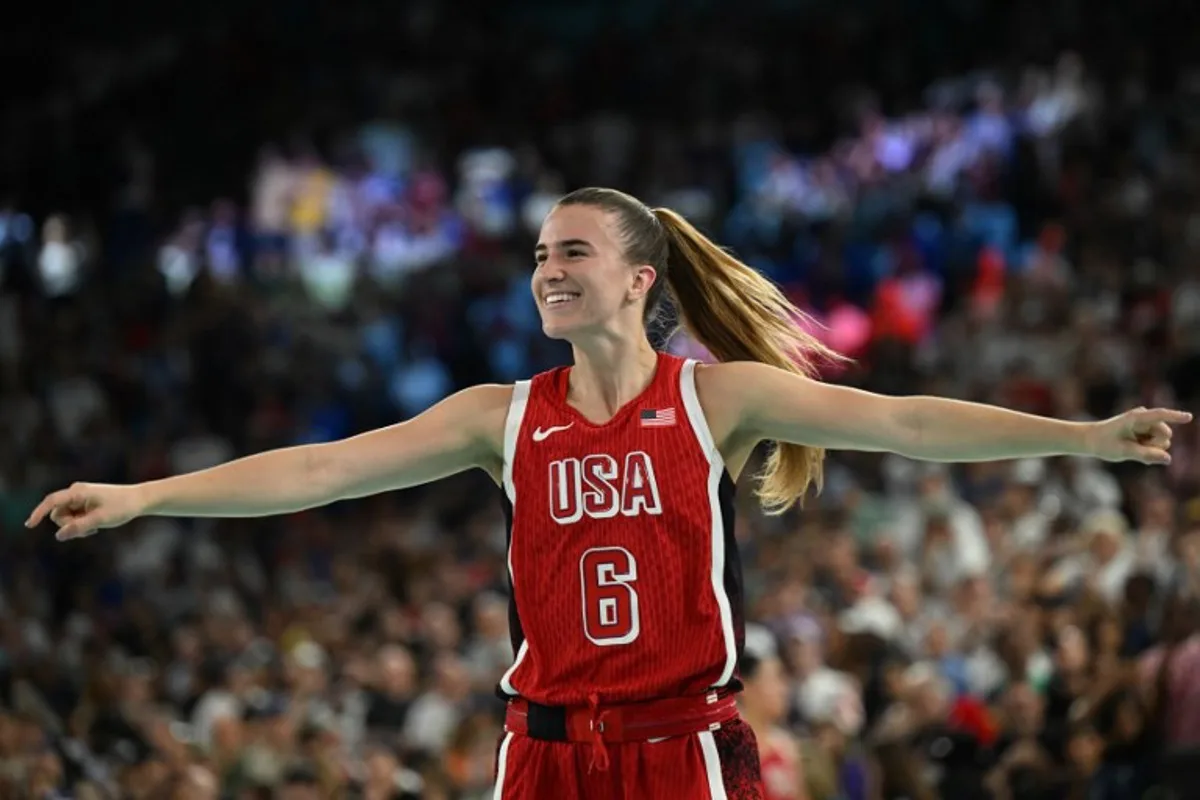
497, 492, 524, 700
719, 469, 746, 692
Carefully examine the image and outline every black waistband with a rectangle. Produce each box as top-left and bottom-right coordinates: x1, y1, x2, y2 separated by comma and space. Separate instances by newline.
523, 700, 569, 741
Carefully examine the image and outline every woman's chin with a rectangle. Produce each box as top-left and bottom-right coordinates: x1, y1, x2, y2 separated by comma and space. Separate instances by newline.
540, 315, 583, 341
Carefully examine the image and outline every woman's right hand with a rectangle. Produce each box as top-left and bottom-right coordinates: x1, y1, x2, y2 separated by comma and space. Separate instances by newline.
25, 482, 148, 540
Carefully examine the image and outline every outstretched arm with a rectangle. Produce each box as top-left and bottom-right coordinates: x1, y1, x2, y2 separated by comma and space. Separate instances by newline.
709, 362, 1190, 464
27, 384, 512, 539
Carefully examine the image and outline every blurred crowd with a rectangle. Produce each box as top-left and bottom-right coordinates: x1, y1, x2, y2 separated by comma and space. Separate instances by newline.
5, 0, 1200, 798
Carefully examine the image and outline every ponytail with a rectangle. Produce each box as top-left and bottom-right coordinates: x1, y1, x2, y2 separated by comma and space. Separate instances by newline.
652, 207, 842, 514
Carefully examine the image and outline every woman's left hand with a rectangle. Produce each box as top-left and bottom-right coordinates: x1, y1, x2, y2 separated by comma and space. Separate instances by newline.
1087, 407, 1192, 464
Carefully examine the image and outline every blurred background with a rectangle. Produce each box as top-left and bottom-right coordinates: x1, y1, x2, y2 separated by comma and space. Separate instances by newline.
4, 0, 1200, 797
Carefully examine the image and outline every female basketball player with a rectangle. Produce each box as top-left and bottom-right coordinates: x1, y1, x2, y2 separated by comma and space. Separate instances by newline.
740, 632, 808, 800
28, 187, 1190, 799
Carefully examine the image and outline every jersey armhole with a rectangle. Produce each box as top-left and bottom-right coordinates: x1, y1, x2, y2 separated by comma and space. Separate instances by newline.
501, 380, 532, 503
679, 360, 723, 468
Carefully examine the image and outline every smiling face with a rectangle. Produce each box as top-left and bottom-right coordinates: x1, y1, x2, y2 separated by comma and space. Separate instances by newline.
531, 203, 658, 342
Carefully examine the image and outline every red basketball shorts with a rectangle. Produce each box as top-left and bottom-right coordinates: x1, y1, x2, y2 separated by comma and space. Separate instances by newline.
493, 707, 764, 799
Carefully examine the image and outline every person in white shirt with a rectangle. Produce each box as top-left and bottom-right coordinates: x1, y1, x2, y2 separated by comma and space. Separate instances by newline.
1006, 459, 1055, 550
890, 463, 991, 581
1058, 509, 1136, 605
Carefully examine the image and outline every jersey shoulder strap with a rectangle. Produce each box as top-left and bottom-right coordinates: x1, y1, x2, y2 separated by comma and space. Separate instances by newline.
501, 379, 532, 503
676, 357, 720, 464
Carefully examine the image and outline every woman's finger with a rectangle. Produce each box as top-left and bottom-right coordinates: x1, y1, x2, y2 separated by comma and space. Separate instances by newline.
1132, 445, 1171, 466
56, 514, 103, 541
1134, 408, 1192, 429
26, 488, 76, 528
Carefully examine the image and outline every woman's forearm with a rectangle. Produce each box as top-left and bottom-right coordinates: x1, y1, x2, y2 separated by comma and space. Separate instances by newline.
890, 396, 1094, 462
139, 445, 338, 517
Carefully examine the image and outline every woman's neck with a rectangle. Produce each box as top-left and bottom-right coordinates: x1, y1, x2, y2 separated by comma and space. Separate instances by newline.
569, 336, 659, 420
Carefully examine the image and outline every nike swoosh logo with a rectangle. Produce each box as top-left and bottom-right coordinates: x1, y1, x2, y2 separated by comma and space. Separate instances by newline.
532, 423, 574, 442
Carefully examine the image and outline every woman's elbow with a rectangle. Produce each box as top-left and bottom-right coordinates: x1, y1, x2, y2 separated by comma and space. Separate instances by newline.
879, 396, 929, 455
301, 443, 352, 502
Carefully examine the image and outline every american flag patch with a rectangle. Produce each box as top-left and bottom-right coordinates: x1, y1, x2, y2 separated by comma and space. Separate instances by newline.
640, 407, 676, 427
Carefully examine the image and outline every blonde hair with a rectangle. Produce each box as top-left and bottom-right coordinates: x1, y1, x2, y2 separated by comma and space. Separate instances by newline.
557, 188, 844, 513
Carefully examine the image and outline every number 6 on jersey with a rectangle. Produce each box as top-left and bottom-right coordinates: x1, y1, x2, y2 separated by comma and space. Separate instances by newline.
580, 547, 640, 646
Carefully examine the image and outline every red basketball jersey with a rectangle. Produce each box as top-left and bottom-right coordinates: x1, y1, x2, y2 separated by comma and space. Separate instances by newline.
497, 352, 745, 706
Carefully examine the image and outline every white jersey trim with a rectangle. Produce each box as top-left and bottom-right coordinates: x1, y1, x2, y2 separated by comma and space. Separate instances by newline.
492, 731, 514, 799
498, 640, 527, 697
502, 380, 531, 504
699, 730, 729, 799
679, 360, 738, 688
499, 381, 532, 696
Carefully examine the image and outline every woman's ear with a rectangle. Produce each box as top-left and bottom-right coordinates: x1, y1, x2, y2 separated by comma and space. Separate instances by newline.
627, 264, 658, 302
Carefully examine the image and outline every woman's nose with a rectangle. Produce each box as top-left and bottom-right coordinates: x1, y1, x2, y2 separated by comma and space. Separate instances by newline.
538, 259, 567, 280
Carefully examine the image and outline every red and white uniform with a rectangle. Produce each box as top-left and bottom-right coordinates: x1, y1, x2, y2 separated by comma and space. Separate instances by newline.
497, 352, 745, 705
759, 730, 805, 800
